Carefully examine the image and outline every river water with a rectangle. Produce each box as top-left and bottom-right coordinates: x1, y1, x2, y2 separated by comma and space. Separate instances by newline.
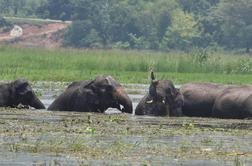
0, 82, 251, 166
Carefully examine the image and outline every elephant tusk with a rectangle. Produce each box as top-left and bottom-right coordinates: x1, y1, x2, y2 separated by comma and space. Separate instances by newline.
162, 100, 166, 104
146, 100, 153, 104
120, 104, 124, 111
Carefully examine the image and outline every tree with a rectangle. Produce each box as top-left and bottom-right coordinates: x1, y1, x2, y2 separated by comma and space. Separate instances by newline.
12, 0, 26, 15
132, 0, 178, 49
178, 0, 220, 48
0, 16, 12, 27
108, 4, 139, 43
65, 0, 139, 48
179, 0, 219, 16
0, 0, 26, 15
0, 0, 12, 14
23, 0, 46, 16
36, 0, 73, 20
212, 0, 252, 52
63, 20, 103, 48
161, 9, 200, 50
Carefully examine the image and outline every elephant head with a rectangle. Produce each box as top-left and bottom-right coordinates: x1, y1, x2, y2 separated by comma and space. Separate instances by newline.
148, 72, 183, 108
135, 71, 183, 116
88, 75, 133, 113
48, 75, 133, 113
10, 79, 45, 109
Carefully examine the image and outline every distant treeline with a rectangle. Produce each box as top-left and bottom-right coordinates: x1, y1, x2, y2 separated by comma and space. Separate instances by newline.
1, 0, 252, 52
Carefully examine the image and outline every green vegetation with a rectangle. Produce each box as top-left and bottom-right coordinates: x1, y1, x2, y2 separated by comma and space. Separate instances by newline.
1, 0, 252, 52
4, 17, 52, 26
0, 0, 45, 17
1, 46, 252, 84
0, 16, 13, 30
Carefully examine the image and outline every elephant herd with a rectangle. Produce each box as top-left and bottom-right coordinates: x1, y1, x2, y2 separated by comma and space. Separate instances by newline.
1, 73, 252, 119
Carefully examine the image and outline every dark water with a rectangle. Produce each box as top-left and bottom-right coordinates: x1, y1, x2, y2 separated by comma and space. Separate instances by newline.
0, 82, 251, 166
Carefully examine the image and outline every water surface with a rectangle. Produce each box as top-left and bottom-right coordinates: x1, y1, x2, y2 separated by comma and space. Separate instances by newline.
0, 82, 251, 166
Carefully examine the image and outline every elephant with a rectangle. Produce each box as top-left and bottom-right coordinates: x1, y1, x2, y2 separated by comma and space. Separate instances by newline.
0, 79, 45, 109
135, 72, 183, 116
212, 86, 252, 119
180, 83, 231, 117
48, 75, 133, 113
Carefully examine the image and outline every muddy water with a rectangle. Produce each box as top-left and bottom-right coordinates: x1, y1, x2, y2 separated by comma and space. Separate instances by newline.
0, 82, 252, 166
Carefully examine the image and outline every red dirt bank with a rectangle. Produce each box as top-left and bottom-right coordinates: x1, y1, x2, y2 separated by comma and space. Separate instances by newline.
0, 22, 70, 48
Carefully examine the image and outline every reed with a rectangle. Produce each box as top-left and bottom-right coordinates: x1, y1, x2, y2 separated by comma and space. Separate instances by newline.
0, 46, 252, 84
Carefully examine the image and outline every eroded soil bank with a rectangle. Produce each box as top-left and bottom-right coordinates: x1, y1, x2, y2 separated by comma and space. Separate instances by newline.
0, 82, 251, 165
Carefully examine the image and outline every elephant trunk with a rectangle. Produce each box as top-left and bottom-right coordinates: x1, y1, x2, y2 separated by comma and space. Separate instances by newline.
29, 96, 46, 109
114, 87, 133, 114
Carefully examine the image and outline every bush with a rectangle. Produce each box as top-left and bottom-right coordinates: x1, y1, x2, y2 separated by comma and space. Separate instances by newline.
0, 16, 12, 28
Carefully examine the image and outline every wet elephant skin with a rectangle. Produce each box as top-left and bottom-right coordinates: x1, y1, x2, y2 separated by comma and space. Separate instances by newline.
48, 75, 133, 113
0, 79, 45, 109
135, 72, 183, 116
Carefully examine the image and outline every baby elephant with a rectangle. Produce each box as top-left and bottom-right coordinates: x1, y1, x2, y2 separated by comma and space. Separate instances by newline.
0, 79, 45, 109
135, 72, 183, 116
48, 75, 133, 113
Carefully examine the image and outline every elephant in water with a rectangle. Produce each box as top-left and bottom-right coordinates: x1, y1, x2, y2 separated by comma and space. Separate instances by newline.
135, 72, 183, 116
48, 75, 133, 113
180, 83, 231, 117
213, 86, 252, 119
0, 79, 45, 109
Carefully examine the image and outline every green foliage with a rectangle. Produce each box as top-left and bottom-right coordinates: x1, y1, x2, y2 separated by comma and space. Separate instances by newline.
0, 0, 45, 16
1, 0, 252, 52
63, 20, 103, 48
179, 0, 219, 16
161, 9, 200, 50
0, 16, 11, 27
0, 0, 25, 15
190, 48, 210, 65
128, 33, 146, 49
237, 58, 252, 73
36, 0, 72, 20
132, 0, 178, 49
211, 0, 252, 52
1, 47, 252, 84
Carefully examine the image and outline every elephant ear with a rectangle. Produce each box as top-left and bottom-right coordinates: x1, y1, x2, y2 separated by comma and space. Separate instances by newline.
75, 87, 99, 108
13, 79, 31, 96
174, 88, 184, 106
85, 89, 99, 105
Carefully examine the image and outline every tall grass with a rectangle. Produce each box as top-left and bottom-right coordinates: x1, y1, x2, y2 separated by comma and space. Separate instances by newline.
0, 46, 252, 84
